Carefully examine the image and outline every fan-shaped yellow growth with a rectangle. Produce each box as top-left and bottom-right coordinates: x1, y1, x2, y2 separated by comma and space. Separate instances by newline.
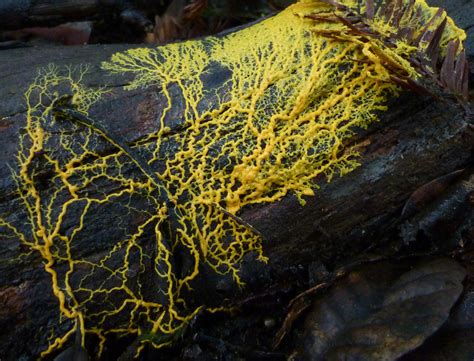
0, 0, 466, 358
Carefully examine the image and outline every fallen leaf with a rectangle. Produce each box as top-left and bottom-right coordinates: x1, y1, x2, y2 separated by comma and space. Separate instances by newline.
401, 169, 466, 220
300, 258, 466, 361
401, 252, 474, 361
400, 172, 473, 247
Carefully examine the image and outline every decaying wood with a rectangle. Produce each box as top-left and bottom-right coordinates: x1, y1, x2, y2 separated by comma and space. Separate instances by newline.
0, 1, 473, 359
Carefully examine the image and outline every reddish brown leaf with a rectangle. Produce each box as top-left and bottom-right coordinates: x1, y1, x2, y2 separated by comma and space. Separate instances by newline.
372, 46, 407, 72
154, 14, 182, 43
461, 55, 469, 100
366, 0, 374, 19
410, 5, 425, 41
312, 29, 347, 41
381, 0, 396, 23
183, 0, 208, 21
425, 18, 447, 68
401, 169, 466, 219
390, 75, 436, 97
335, 14, 367, 34
389, 0, 404, 27
403, 0, 416, 22
272, 295, 313, 350
414, 8, 444, 46
454, 50, 467, 95
397, 27, 413, 40
389, 74, 410, 88
440, 39, 460, 91
305, 14, 341, 23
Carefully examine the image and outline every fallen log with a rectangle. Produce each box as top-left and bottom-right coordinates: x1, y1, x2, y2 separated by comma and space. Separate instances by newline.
0, 0, 473, 360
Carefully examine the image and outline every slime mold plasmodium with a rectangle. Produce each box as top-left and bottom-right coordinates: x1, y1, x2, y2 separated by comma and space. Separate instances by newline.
0, 0, 467, 358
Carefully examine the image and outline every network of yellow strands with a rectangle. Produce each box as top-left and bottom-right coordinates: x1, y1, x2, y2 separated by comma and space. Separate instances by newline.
0, 0, 467, 358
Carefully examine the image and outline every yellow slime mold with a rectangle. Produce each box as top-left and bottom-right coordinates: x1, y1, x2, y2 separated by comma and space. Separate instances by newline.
0, 0, 466, 358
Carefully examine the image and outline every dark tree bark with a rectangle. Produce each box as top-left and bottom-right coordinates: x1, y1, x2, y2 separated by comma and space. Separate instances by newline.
0, 1, 473, 359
